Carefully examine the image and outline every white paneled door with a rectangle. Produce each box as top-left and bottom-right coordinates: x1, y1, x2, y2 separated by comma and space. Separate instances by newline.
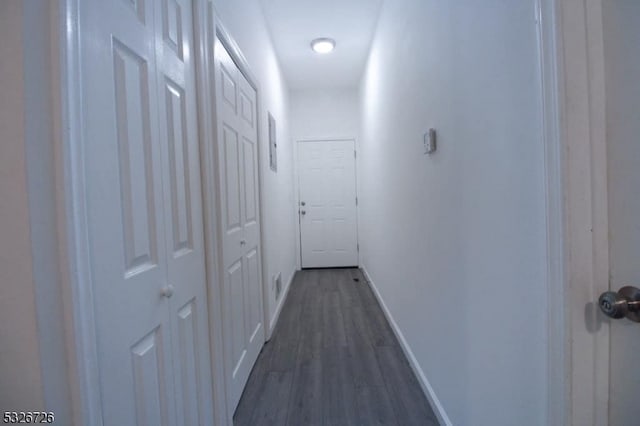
213, 39, 265, 415
80, 0, 213, 424
298, 140, 359, 268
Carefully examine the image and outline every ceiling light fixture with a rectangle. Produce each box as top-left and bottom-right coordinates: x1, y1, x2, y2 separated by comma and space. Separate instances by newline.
311, 38, 336, 54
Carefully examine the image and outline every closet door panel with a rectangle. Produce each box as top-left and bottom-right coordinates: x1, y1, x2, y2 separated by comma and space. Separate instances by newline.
80, 0, 177, 424
155, 0, 214, 423
214, 39, 265, 414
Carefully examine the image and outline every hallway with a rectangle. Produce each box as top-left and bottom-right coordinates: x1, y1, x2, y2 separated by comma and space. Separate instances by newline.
233, 268, 438, 426
2, 1, 606, 424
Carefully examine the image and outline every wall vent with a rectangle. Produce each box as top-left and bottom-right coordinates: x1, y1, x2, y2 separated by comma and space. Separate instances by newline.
274, 273, 282, 300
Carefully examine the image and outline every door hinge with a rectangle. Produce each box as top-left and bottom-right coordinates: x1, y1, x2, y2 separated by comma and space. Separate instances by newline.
354, 151, 357, 159
356, 197, 358, 206
357, 243, 360, 252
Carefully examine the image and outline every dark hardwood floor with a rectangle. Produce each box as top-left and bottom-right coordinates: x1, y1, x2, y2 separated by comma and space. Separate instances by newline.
233, 268, 439, 426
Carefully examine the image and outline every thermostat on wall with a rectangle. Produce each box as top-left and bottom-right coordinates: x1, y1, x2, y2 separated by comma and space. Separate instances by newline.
424, 128, 437, 154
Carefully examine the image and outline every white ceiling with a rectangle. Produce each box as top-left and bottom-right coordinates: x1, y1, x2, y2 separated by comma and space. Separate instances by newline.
260, 0, 383, 90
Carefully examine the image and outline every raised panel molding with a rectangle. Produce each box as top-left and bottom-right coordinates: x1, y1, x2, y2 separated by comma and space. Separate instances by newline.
221, 66, 237, 110
177, 300, 201, 425
332, 219, 348, 252
223, 125, 242, 232
239, 89, 254, 126
162, 0, 183, 59
330, 167, 346, 205
245, 248, 261, 344
124, 0, 146, 24
112, 39, 158, 277
310, 147, 322, 160
310, 219, 326, 253
164, 78, 193, 257
131, 328, 169, 426
330, 148, 345, 159
243, 137, 257, 224
227, 260, 246, 376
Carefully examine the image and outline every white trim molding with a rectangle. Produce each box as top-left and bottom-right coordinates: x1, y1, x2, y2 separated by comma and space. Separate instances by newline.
360, 266, 453, 426
268, 269, 296, 336
546, 0, 610, 424
536, 0, 568, 424
58, 0, 105, 424
193, 2, 230, 425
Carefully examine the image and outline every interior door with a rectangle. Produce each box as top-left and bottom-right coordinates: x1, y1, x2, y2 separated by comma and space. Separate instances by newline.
213, 38, 265, 414
155, 0, 214, 424
80, 0, 212, 424
601, 2, 640, 424
298, 140, 359, 268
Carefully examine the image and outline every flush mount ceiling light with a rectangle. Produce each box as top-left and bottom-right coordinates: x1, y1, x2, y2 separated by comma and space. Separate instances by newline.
311, 38, 336, 54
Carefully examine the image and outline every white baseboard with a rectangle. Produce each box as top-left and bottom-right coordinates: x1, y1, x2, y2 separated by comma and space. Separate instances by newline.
360, 265, 452, 426
267, 268, 296, 339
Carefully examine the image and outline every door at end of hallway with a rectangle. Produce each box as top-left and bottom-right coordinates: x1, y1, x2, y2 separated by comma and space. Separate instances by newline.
297, 139, 359, 269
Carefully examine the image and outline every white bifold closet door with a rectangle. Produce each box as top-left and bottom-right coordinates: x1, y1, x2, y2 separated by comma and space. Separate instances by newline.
213, 38, 265, 415
80, 0, 213, 424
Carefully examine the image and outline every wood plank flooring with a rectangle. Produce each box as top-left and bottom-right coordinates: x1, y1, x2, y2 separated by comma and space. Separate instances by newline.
233, 268, 439, 426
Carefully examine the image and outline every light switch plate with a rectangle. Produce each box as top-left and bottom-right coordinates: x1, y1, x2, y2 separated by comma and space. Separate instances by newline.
424, 128, 437, 154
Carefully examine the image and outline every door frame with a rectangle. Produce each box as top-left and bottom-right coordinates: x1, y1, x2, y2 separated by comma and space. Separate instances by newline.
293, 138, 361, 269
52, 0, 236, 425
540, 0, 610, 424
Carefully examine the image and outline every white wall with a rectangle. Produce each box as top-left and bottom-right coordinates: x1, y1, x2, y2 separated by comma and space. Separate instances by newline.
358, 1, 547, 425
603, 2, 640, 424
290, 88, 359, 140
213, 0, 297, 331
0, 2, 72, 417
21, 2, 72, 421
0, 1, 45, 410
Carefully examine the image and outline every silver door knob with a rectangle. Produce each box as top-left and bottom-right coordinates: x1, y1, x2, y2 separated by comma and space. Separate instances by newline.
301, 201, 306, 206
161, 285, 175, 298
599, 286, 640, 322
301, 210, 306, 215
